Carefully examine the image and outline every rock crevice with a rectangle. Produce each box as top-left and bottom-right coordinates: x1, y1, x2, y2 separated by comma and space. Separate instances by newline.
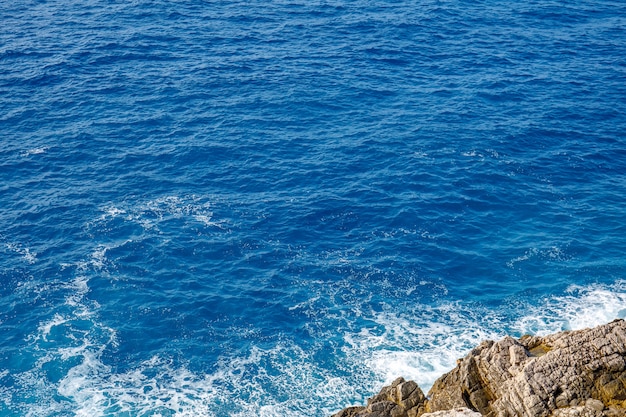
332, 319, 626, 417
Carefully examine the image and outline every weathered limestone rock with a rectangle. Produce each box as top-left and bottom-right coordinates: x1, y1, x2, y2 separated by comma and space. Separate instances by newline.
427, 319, 626, 417
331, 319, 626, 417
421, 408, 482, 417
332, 407, 367, 417
331, 377, 427, 417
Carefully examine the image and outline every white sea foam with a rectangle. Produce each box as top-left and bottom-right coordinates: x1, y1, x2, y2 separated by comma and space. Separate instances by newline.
98, 205, 126, 221
35, 313, 70, 342
4, 242, 37, 264
46, 343, 363, 417
513, 281, 626, 336
88, 244, 112, 271
69, 240, 133, 276
506, 246, 571, 269
20, 147, 48, 157
93, 195, 223, 233
343, 303, 503, 391
139, 195, 214, 228
65, 276, 91, 307
461, 150, 481, 157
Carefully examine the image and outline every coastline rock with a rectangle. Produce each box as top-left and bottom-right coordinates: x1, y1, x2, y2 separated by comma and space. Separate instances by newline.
331, 319, 626, 417
331, 377, 427, 417
421, 408, 482, 417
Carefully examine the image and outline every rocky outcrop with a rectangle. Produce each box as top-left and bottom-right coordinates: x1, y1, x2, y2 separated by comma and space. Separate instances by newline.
332, 377, 427, 417
421, 409, 482, 417
331, 319, 626, 417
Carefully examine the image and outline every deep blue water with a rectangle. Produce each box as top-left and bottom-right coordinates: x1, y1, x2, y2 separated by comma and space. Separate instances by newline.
2, 0, 626, 415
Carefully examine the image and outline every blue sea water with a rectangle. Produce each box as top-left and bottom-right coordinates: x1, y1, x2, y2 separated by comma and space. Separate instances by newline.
2, 0, 626, 415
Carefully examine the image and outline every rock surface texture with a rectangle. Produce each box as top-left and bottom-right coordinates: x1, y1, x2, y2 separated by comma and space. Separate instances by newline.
331, 319, 626, 417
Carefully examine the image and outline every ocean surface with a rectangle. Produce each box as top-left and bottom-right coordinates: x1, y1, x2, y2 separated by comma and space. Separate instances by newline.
2, 0, 626, 415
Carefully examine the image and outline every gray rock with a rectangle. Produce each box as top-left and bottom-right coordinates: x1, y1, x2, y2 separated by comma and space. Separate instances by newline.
330, 377, 427, 417
425, 319, 626, 417
586, 399, 606, 413
421, 408, 482, 417
330, 319, 626, 417
332, 406, 367, 417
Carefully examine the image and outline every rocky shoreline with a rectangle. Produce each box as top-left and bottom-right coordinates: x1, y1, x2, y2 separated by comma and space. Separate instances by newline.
332, 319, 626, 417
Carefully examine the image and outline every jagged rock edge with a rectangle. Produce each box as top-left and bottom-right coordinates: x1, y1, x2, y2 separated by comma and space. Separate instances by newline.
331, 319, 626, 417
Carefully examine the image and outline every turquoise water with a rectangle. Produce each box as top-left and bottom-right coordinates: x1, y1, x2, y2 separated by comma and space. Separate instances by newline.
1, 0, 626, 415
